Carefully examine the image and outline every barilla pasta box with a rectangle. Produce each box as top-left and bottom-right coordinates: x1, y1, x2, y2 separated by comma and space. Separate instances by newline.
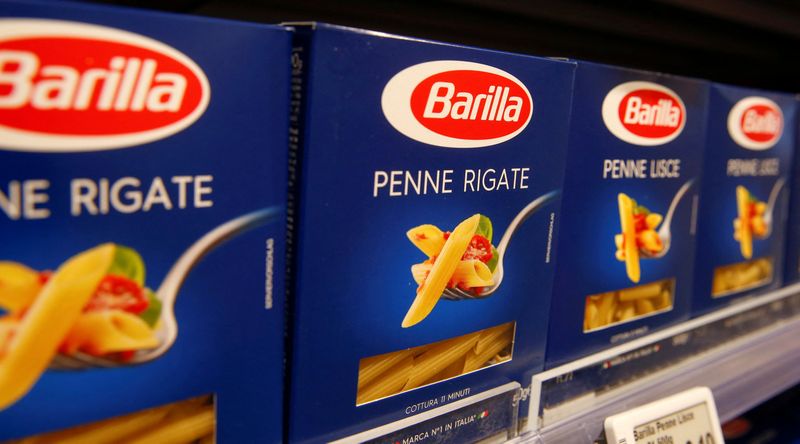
287, 23, 575, 443
545, 62, 708, 368
0, 1, 289, 443
784, 96, 800, 284
692, 84, 796, 314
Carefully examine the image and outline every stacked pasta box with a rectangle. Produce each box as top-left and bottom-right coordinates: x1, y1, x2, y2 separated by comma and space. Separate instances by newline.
692, 84, 796, 314
545, 62, 708, 369
0, 1, 289, 442
286, 23, 575, 443
784, 95, 800, 284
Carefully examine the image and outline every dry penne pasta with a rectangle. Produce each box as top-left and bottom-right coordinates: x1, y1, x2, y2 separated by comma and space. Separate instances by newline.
357, 348, 414, 390
403, 214, 480, 328
475, 323, 513, 355
124, 405, 215, 444
711, 257, 773, 297
594, 291, 616, 328
356, 354, 414, 405
424, 356, 468, 386
614, 301, 636, 322
8, 396, 214, 444
0, 244, 116, 410
605, 295, 619, 325
635, 298, 655, 314
464, 329, 513, 373
584, 299, 598, 331
735, 263, 762, 286
14, 403, 173, 444
617, 281, 662, 301
759, 258, 773, 276
356, 323, 514, 404
654, 289, 672, 309
584, 279, 674, 331
404, 332, 480, 390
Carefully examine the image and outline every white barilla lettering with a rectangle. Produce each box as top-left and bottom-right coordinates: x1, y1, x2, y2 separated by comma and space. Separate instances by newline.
0, 50, 187, 112
421, 81, 522, 122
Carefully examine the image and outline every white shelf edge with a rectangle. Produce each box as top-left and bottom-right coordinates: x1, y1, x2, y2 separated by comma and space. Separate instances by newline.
519, 283, 800, 443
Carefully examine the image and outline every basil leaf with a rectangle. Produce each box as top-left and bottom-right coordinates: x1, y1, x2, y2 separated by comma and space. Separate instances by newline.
486, 246, 499, 273
476, 215, 493, 243
107, 245, 145, 286
139, 289, 162, 328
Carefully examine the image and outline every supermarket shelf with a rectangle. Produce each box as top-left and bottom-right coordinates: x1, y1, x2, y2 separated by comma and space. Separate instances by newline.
519, 283, 800, 443
96, 0, 800, 91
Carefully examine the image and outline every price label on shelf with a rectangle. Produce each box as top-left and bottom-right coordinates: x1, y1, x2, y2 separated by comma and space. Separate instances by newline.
604, 387, 724, 444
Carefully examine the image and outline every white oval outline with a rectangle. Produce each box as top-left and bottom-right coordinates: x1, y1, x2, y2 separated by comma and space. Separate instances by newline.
727, 96, 783, 151
601, 81, 686, 146
381, 60, 533, 148
0, 19, 210, 153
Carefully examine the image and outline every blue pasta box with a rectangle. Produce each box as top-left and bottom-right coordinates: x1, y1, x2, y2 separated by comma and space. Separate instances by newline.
545, 62, 708, 368
784, 96, 800, 284
692, 84, 796, 314
0, 1, 289, 442
286, 23, 575, 443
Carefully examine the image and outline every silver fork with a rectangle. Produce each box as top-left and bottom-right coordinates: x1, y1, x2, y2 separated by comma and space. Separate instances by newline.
641, 179, 694, 259
50, 207, 281, 370
762, 178, 786, 237
441, 191, 558, 301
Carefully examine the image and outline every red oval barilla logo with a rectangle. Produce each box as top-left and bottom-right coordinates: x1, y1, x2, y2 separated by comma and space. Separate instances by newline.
0, 19, 210, 152
602, 81, 686, 146
727, 96, 783, 150
382, 61, 532, 148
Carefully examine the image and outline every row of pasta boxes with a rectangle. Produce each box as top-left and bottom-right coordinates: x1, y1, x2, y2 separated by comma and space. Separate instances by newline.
1, 0, 799, 442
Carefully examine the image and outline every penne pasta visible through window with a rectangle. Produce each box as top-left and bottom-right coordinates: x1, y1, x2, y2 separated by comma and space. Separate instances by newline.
4, 395, 215, 444
356, 322, 515, 405
711, 257, 773, 298
583, 279, 675, 332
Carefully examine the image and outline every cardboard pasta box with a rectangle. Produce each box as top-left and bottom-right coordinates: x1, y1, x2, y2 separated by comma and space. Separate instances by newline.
0, 1, 289, 442
784, 96, 800, 284
692, 84, 796, 314
286, 23, 575, 443
546, 62, 708, 368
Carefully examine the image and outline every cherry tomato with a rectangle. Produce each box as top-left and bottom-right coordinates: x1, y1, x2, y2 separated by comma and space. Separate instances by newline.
85, 275, 149, 314
634, 213, 648, 232
462, 234, 493, 263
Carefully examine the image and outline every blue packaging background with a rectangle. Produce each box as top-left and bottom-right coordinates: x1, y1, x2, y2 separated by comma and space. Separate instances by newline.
785, 97, 800, 284
546, 62, 708, 368
288, 24, 575, 444
692, 84, 796, 315
0, 2, 289, 442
